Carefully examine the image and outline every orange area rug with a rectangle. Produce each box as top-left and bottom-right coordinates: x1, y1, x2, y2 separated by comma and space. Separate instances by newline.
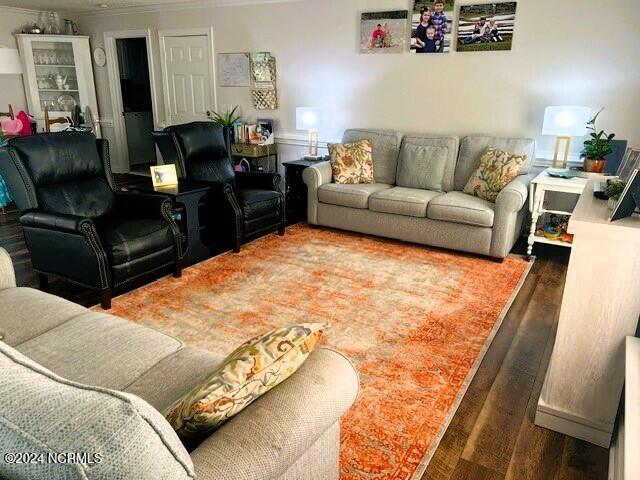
105, 224, 531, 479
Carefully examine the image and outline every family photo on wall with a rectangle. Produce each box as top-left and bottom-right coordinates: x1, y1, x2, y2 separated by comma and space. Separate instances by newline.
360, 10, 409, 54
456, 2, 517, 52
410, 0, 455, 54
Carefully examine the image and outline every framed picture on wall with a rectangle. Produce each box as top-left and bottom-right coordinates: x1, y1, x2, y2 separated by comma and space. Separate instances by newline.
410, 0, 455, 53
360, 10, 409, 54
456, 2, 518, 52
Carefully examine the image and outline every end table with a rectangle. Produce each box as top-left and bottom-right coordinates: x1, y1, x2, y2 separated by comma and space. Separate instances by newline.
283, 158, 327, 224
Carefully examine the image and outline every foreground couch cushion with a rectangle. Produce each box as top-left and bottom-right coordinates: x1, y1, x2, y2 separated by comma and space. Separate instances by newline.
0, 340, 194, 480
343, 129, 403, 185
369, 187, 442, 218
427, 191, 495, 227
396, 143, 449, 191
16, 312, 182, 390
318, 183, 391, 209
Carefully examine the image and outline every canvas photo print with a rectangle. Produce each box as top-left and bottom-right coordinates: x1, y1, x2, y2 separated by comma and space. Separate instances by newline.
410, 0, 455, 54
456, 2, 517, 52
360, 10, 408, 54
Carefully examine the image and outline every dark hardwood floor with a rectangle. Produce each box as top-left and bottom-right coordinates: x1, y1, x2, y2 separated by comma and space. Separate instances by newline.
0, 203, 609, 479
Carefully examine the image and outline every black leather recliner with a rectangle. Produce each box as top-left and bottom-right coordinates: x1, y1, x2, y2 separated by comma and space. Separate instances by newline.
0, 132, 183, 309
160, 122, 285, 252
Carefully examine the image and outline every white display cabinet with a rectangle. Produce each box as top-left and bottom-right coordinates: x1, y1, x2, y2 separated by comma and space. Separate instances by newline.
15, 34, 99, 133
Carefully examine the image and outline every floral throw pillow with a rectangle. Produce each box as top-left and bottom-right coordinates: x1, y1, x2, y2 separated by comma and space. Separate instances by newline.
463, 148, 527, 203
164, 323, 328, 440
327, 139, 374, 184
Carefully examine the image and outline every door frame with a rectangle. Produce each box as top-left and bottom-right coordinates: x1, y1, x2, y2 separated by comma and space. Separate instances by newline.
104, 29, 160, 173
158, 27, 217, 126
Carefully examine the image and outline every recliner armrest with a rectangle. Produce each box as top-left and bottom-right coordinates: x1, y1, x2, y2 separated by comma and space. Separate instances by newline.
235, 172, 282, 192
20, 211, 93, 234
114, 192, 173, 220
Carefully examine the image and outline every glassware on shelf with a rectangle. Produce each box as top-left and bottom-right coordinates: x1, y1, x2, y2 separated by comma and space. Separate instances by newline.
43, 12, 60, 35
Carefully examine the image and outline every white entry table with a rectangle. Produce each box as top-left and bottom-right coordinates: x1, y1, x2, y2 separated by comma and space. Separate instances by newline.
535, 180, 640, 447
527, 170, 588, 257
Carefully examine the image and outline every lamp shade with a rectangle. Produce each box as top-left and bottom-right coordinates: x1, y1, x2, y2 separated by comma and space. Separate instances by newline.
296, 107, 321, 131
542, 106, 591, 137
0, 47, 23, 75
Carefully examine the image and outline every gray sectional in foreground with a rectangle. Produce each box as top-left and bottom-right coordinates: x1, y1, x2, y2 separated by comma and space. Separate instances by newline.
303, 129, 536, 259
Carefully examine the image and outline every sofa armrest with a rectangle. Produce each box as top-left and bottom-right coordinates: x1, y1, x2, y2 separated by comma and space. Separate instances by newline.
190, 348, 359, 480
302, 161, 332, 225
490, 173, 536, 258
0, 248, 16, 290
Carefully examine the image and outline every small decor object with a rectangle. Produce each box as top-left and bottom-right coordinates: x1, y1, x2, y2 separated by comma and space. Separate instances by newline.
581, 108, 615, 173
456, 2, 517, 52
150, 164, 178, 188
327, 139, 375, 184
93, 47, 106, 67
251, 87, 277, 110
296, 107, 323, 158
217, 52, 250, 87
547, 168, 573, 179
250, 52, 278, 110
63, 19, 78, 35
411, 1, 454, 53
165, 323, 328, 439
608, 169, 640, 222
43, 12, 60, 35
618, 148, 640, 181
257, 118, 274, 145
463, 147, 527, 202
542, 106, 591, 168
361, 10, 409, 54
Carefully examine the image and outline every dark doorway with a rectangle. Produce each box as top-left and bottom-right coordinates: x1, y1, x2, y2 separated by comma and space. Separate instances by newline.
116, 38, 155, 174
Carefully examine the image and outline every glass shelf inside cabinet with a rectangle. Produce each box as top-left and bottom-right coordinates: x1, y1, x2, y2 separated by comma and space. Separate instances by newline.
32, 41, 80, 113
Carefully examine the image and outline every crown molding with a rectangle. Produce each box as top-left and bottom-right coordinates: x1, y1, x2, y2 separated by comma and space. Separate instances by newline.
0, 5, 46, 16
70, 0, 301, 17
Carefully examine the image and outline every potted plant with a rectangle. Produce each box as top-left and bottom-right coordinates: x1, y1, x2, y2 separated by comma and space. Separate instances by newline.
580, 108, 615, 173
207, 106, 241, 155
604, 179, 626, 210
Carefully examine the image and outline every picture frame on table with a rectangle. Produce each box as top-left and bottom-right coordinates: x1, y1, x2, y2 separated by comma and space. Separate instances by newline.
150, 164, 179, 188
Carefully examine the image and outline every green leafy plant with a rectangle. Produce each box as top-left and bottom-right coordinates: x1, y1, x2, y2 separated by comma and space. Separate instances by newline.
207, 106, 241, 128
604, 179, 626, 201
580, 108, 615, 160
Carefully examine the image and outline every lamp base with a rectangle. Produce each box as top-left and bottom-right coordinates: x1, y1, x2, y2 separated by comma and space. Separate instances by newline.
552, 136, 572, 169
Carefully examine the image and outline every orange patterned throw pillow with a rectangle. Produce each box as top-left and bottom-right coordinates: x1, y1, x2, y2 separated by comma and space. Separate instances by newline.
328, 139, 374, 184
463, 148, 527, 203
164, 323, 328, 440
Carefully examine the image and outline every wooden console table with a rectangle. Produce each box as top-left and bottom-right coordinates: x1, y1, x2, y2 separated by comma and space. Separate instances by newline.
535, 180, 640, 447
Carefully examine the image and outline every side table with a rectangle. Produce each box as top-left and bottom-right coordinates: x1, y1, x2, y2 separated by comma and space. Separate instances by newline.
231, 143, 278, 173
283, 158, 327, 224
527, 170, 588, 258
126, 179, 212, 267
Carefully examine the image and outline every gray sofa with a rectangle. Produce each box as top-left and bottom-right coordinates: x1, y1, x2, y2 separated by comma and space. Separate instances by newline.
303, 129, 536, 258
0, 248, 359, 480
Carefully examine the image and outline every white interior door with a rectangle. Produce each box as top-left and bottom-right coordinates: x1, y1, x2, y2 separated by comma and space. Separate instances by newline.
162, 34, 212, 124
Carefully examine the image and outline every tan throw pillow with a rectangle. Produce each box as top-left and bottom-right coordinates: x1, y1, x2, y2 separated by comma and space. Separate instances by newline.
164, 323, 328, 440
463, 148, 527, 202
328, 139, 374, 184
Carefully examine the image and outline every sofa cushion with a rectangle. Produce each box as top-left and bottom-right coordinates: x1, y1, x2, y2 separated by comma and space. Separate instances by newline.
125, 346, 225, 412
455, 136, 535, 190
396, 143, 449, 192
0, 287, 86, 347
165, 323, 327, 440
463, 148, 527, 202
400, 135, 459, 191
0, 340, 195, 480
318, 183, 391, 209
327, 139, 374, 184
369, 187, 442, 218
16, 312, 183, 390
427, 191, 495, 227
343, 129, 403, 185
94, 217, 174, 265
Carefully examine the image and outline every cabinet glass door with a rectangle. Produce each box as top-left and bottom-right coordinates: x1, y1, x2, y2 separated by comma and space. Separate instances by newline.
31, 40, 79, 113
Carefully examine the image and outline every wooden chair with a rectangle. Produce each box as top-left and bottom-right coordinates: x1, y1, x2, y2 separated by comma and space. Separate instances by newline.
0, 104, 14, 120
44, 107, 70, 132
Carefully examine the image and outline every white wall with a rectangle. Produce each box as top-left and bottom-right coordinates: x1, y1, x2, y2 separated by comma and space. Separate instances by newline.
74, 0, 640, 172
0, 7, 43, 114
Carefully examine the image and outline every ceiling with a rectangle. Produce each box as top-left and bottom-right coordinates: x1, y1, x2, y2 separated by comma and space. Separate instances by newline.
0, 0, 273, 13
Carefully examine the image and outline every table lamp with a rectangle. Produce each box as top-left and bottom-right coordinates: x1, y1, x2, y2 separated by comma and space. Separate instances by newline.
0, 46, 23, 75
542, 106, 591, 168
296, 107, 322, 159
